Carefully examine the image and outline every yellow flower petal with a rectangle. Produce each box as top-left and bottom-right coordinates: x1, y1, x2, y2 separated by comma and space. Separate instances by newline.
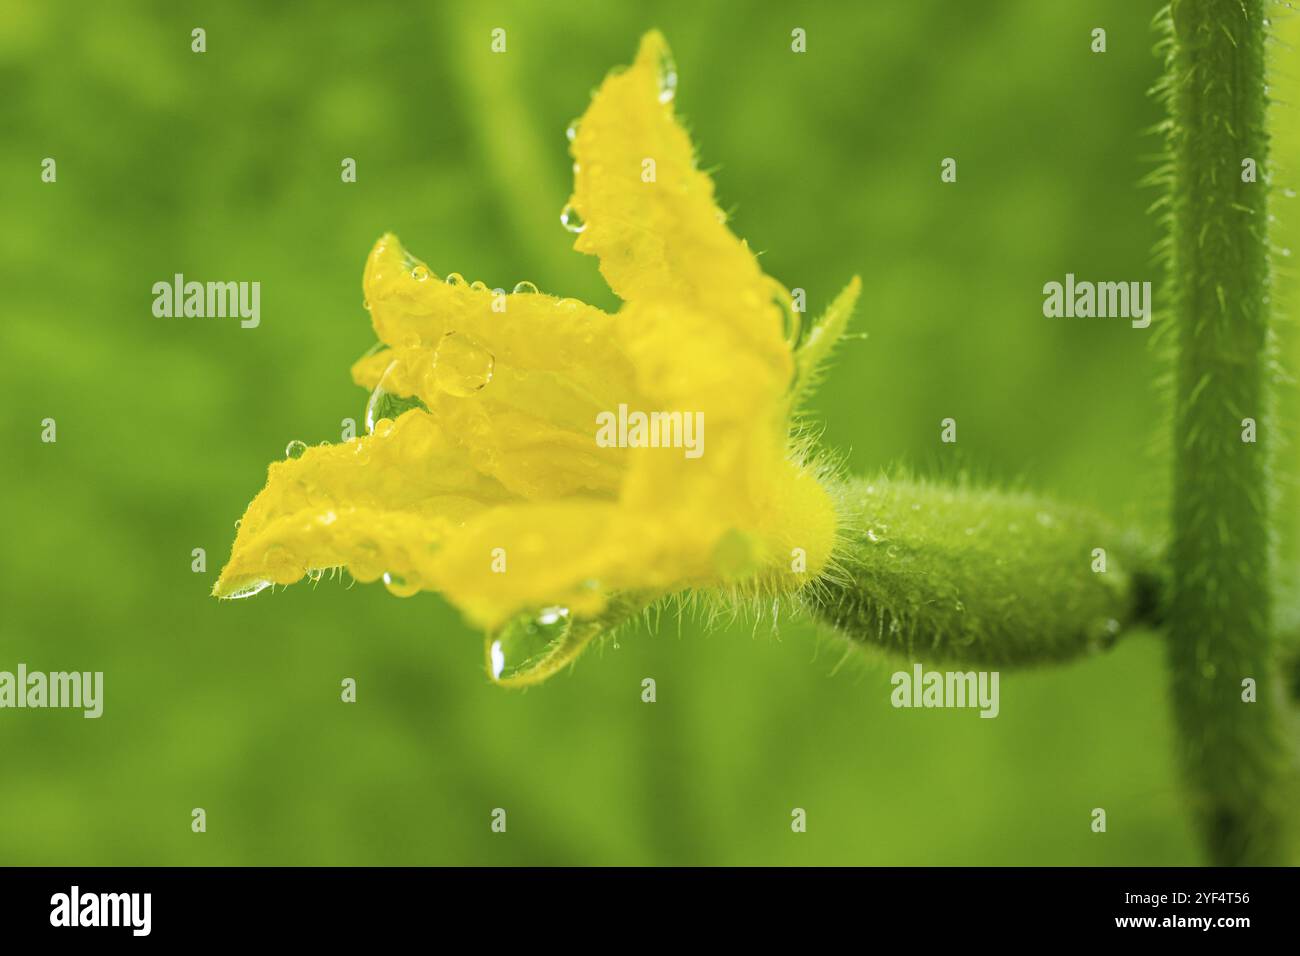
568, 31, 793, 374
355, 234, 640, 500
214, 408, 509, 598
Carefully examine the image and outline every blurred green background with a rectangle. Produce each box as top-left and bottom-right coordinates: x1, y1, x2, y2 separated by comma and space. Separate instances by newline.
1, 0, 1296, 865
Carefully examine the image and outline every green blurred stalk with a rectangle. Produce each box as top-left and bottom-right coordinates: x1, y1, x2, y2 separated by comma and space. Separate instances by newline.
1161, 0, 1286, 865
440, 10, 574, 286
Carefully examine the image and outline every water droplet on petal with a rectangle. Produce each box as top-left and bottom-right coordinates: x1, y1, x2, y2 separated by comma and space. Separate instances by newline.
285, 440, 308, 460
411, 265, 430, 281
445, 272, 466, 287
488, 606, 572, 684
560, 203, 587, 233
656, 46, 678, 103
224, 579, 271, 600
565, 118, 581, 142
512, 280, 539, 295
365, 360, 427, 433
382, 571, 419, 598
431, 331, 494, 397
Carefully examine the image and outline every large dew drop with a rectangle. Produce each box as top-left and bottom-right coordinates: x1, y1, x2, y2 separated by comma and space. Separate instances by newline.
223, 579, 271, 600
487, 606, 574, 685
431, 331, 494, 397
560, 203, 586, 234
382, 571, 419, 598
365, 360, 428, 433
656, 45, 678, 104
483, 594, 647, 688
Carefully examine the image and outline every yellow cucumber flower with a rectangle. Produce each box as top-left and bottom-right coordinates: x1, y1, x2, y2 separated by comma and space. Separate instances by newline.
214, 30, 860, 685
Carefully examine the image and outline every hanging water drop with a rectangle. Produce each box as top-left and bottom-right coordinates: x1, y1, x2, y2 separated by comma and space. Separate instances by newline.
431, 331, 495, 397
224, 579, 271, 600
488, 607, 571, 683
656, 45, 678, 104
365, 360, 427, 433
560, 203, 587, 233
382, 571, 419, 598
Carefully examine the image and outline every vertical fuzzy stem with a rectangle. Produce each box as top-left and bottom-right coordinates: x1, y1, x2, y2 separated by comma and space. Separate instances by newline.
1163, 0, 1285, 864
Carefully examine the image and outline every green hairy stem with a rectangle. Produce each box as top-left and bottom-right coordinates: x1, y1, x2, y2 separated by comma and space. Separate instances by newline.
1160, 0, 1287, 865
809, 477, 1163, 668
805, 0, 1291, 867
